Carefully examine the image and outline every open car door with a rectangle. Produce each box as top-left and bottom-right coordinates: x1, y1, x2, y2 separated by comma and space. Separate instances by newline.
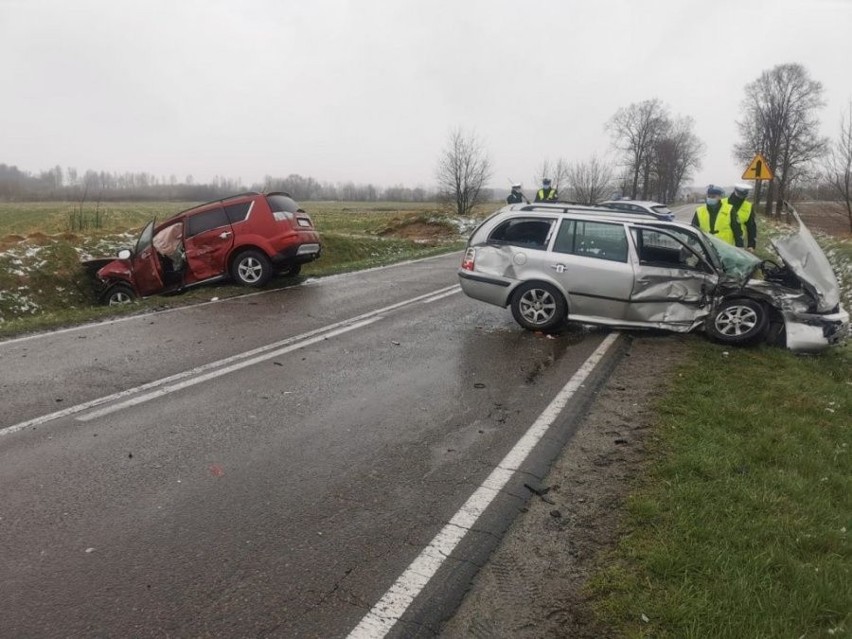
183, 208, 235, 282
626, 225, 718, 330
131, 220, 165, 295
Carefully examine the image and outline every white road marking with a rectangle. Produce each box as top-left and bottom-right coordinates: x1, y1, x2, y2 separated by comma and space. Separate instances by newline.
77, 318, 379, 421
0, 285, 460, 436
419, 288, 460, 304
0, 292, 259, 346
347, 332, 621, 639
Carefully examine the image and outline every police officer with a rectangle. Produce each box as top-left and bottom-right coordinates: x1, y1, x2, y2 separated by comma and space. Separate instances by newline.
534, 178, 558, 202
691, 184, 743, 247
507, 183, 527, 204
724, 183, 757, 252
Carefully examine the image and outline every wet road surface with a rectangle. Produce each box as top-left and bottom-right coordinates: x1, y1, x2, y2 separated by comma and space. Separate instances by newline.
0, 253, 623, 637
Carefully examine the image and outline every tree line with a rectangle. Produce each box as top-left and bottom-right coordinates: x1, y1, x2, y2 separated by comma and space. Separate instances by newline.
0, 165, 441, 203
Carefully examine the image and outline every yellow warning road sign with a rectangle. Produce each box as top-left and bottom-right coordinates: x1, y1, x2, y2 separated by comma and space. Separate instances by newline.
742, 154, 773, 181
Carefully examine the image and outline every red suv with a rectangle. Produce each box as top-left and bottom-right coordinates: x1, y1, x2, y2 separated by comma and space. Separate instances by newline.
91, 191, 321, 304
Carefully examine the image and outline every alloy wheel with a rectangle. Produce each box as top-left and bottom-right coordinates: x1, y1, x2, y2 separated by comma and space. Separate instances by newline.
519, 288, 557, 326
714, 304, 759, 336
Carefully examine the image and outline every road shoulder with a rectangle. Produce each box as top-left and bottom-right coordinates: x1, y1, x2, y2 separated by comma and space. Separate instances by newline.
440, 333, 691, 638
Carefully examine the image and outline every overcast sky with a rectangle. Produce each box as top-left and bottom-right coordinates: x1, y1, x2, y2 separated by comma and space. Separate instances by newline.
2, 0, 850, 192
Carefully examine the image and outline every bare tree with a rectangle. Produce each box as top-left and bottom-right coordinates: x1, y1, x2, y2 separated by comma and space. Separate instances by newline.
652, 116, 705, 203
436, 128, 493, 217
606, 98, 670, 199
826, 101, 852, 232
565, 156, 614, 204
734, 63, 829, 216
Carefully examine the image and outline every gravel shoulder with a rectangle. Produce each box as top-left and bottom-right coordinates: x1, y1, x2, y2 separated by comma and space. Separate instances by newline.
440, 332, 691, 638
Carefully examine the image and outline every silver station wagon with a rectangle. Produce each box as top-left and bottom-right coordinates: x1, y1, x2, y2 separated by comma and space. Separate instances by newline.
458, 203, 849, 352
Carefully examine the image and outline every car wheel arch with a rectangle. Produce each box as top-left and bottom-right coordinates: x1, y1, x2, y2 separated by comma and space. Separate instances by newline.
509, 277, 570, 307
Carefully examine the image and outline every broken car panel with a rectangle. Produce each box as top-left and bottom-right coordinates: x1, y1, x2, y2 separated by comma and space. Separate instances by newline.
458, 203, 848, 352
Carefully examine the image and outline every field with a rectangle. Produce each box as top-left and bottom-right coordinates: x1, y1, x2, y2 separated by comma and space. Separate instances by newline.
0, 200, 491, 335
790, 201, 851, 237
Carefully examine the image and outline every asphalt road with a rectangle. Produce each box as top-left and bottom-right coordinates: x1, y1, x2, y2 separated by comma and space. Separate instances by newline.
671, 201, 697, 222
0, 252, 624, 638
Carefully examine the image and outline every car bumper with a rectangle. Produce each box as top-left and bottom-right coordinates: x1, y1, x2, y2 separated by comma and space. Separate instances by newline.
458, 270, 513, 307
271, 242, 322, 265
782, 305, 849, 352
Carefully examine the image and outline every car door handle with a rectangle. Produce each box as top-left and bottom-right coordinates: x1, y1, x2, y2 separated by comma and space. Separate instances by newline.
550, 264, 566, 273
219, 231, 232, 239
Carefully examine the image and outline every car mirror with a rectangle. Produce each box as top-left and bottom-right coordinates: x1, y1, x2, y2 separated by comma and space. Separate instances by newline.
118, 249, 132, 260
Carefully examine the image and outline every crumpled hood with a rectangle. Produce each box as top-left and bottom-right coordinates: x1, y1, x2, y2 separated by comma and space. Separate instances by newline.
771, 207, 841, 313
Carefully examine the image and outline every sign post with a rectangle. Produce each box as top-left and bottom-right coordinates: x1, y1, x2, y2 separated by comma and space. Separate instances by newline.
742, 153, 773, 181
742, 153, 773, 215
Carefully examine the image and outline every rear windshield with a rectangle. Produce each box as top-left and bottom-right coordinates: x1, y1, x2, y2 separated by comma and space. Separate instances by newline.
651, 205, 673, 216
266, 194, 301, 213
488, 217, 556, 250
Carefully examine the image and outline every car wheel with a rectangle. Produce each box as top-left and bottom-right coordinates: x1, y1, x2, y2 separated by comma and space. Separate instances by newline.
103, 283, 136, 306
510, 281, 567, 331
282, 263, 302, 277
231, 250, 272, 287
706, 298, 769, 345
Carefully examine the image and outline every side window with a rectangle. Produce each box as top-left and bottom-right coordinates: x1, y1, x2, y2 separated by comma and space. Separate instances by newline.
224, 202, 251, 223
559, 220, 627, 262
186, 208, 229, 237
488, 218, 555, 250
552, 219, 576, 253
632, 228, 708, 270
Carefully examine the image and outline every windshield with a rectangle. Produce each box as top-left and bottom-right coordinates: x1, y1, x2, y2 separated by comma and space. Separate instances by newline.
135, 220, 156, 255
704, 232, 761, 280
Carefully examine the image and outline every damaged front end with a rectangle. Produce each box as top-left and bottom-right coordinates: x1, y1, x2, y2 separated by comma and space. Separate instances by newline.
80, 251, 135, 302
750, 206, 848, 352
749, 266, 849, 353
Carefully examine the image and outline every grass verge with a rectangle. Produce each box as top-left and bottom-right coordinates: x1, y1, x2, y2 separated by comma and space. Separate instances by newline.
588, 339, 851, 638
0, 235, 464, 339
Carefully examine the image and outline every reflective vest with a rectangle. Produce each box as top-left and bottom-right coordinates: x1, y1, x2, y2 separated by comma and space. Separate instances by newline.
695, 202, 736, 244
722, 198, 754, 246
536, 188, 558, 202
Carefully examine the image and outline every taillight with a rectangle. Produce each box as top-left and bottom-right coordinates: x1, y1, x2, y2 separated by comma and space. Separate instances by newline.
461, 247, 476, 271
